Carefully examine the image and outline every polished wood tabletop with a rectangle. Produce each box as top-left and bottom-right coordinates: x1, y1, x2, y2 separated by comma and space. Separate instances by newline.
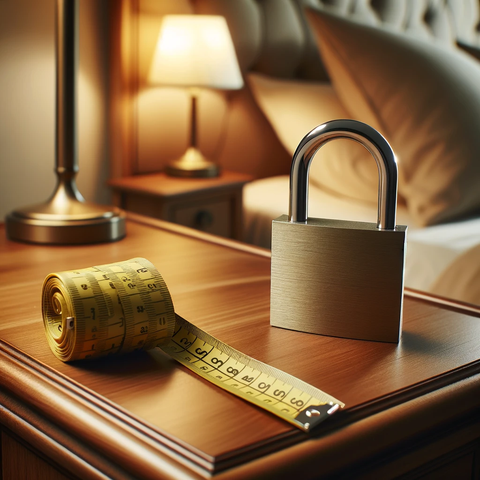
1, 214, 480, 479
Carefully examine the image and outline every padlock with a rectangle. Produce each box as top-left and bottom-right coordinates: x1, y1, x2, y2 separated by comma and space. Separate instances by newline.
270, 119, 407, 343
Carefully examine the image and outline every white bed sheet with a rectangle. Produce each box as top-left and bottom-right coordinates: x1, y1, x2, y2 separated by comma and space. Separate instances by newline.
243, 176, 480, 305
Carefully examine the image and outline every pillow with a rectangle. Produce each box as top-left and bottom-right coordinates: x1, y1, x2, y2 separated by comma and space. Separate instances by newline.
247, 72, 379, 204
306, 8, 480, 226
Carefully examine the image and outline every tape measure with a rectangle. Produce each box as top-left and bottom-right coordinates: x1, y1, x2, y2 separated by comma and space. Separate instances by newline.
42, 258, 344, 431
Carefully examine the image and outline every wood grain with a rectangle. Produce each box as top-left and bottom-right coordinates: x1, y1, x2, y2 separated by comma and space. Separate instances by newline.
2, 432, 69, 480
1, 215, 480, 478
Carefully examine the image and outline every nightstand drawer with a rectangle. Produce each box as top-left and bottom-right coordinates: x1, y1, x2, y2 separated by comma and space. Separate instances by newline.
172, 200, 231, 237
109, 171, 252, 240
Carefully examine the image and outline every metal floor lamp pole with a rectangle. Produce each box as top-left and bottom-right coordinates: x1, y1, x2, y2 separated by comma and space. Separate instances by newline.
5, 0, 125, 245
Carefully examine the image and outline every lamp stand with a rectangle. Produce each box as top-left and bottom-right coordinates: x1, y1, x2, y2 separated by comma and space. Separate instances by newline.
165, 90, 220, 178
5, 0, 125, 245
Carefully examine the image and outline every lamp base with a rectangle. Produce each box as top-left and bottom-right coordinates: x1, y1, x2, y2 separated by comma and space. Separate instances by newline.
165, 147, 220, 178
6, 198, 126, 245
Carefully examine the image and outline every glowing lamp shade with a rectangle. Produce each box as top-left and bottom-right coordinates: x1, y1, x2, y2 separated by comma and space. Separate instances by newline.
149, 15, 243, 177
149, 15, 243, 90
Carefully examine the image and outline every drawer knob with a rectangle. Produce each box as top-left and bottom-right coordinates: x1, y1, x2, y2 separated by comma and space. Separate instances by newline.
195, 210, 213, 228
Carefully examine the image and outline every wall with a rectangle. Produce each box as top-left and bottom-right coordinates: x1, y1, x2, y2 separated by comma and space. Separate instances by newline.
0, 0, 110, 220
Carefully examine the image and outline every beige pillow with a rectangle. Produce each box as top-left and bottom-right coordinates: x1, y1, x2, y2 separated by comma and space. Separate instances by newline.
247, 72, 379, 204
306, 8, 480, 226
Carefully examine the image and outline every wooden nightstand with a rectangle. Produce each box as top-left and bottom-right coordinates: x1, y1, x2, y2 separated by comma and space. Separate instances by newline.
108, 170, 252, 240
2, 218, 480, 479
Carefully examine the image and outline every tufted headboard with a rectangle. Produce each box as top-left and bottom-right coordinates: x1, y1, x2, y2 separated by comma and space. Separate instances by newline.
109, 0, 480, 180
195, 0, 480, 77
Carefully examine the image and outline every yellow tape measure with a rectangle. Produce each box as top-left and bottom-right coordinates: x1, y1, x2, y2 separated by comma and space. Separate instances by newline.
42, 258, 343, 431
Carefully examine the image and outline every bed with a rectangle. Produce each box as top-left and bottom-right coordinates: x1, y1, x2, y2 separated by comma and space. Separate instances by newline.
122, 0, 480, 306
189, 0, 480, 306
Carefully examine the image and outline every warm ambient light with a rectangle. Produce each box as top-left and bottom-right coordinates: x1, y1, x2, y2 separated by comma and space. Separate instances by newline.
149, 15, 243, 177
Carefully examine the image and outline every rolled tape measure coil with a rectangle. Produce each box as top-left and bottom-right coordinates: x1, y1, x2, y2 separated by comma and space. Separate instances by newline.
42, 258, 344, 431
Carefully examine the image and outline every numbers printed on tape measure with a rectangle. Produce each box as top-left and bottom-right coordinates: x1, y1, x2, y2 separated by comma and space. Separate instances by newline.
41, 258, 344, 431
162, 315, 344, 430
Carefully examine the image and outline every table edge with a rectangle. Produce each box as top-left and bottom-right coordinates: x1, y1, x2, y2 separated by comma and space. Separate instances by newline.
1, 216, 480, 479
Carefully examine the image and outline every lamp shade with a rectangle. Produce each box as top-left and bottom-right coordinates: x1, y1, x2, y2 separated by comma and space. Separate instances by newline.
149, 15, 243, 90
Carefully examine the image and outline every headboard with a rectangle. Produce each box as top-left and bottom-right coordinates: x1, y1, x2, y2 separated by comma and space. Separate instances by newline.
108, 0, 480, 180
196, 0, 480, 78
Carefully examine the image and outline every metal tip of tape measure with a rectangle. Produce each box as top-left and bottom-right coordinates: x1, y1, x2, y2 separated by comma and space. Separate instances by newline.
295, 403, 341, 431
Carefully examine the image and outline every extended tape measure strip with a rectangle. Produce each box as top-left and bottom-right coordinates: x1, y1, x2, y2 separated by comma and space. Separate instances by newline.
42, 258, 344, 432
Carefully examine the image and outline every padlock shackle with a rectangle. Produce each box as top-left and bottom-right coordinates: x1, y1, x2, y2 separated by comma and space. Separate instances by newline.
289, 119, 398, 230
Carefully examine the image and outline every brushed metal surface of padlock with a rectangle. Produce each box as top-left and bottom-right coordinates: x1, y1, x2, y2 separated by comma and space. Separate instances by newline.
270, 120, 407, 343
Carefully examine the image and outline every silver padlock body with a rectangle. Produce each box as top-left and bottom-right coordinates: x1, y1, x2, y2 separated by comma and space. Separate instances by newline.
271, 215, 407, 343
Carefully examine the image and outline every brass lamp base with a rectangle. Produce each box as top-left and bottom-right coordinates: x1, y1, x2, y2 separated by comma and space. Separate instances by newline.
165, 147, 220, 178
5, 0, 126, 246
6, 207, 126, 245
5, 183, 126, 245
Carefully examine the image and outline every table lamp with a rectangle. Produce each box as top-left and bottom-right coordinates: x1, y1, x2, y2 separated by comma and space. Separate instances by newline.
149, 15, 243, 178
5, 0, 125, 245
